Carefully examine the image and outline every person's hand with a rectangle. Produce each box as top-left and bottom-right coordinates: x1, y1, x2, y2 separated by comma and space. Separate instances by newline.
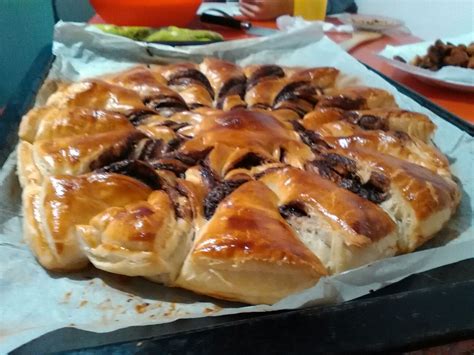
239, 0, 294, 21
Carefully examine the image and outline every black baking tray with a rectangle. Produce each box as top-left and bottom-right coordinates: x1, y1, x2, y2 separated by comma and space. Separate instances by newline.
3, 46, 474, 354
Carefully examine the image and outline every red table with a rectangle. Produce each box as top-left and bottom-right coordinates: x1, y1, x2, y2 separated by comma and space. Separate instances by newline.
90, 15, 474, 124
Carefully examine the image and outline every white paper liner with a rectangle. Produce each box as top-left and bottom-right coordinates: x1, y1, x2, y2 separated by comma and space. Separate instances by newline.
0, 21, 472, 353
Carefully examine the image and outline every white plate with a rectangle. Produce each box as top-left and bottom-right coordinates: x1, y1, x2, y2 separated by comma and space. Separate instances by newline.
341, 14, 404, 32
379, 33, 474, 92
379, 56, 474, 92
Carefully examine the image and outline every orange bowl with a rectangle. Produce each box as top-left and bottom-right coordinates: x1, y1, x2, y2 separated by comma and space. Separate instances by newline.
90, 0, 203, 27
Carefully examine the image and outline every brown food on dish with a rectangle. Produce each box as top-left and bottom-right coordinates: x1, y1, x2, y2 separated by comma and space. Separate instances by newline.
409, 39, 474, 70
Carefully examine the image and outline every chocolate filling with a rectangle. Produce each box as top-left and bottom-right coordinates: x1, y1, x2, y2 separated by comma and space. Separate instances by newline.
393, 130, 411, 142
171, 147, 213, 166
310, 153, 390, 204
341, 110, 360, 123
279, 202, 309, 219
273, 101, 309, 117
246, 65, 285, 91
343, 173, 390, 204
218, 76, 247, 99
137, 137, 190, 162
292, 83, 323, 104
273, 81, 320, 106
279, 148, 287, 162
144, 95, 187, 109
290, 120, 331, 153
199, 162, 219, 190
358, 115, 389, 131
127, 109, 157, 126
162, 184, 190, 219
149, 158, 189, 177
159, 120, 190, 131
89, 131, 147, 171
97, 159, 162, 190
144, 95, 188, 117
136, 139, 166, 161
317, 153, 357, 176
137, 137, 191, 162
189, 103, 206, 110
229, 152, 266, 171
318, 95, 366, 110
342, 111, 389, 131
204, 179, 248, 219
366, 171, 391, 195
166, 137, 185, 152
169, 76, 207, 91
168, 69, 215, 98
216, 76, 247, 109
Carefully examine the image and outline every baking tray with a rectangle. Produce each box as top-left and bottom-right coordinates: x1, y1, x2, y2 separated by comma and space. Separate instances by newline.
2, 45, 473, 354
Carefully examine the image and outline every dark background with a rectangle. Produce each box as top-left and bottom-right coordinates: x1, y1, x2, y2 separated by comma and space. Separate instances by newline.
0, 0, 94, 106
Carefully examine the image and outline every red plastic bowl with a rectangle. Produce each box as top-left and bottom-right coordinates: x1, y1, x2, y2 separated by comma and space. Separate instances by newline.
90, 0, 203, 27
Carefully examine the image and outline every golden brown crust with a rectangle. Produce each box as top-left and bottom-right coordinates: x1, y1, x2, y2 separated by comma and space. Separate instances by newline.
325, 130, 450, 176
200, 58, 245, 96
286, 67, 340, 89
200, 58, 246, 110
245, 78, 287, 108
17, 141, 42, 188
22, 184, 85, 271
336, 86, 398, 109
46, 79, 146, 113
178, 85, 214, 108
181, 109, 313, 175
44, 174, 152, 242
341, 148, 459, 220
153, 62, 198, 79
153, 63, 214, 108
17, 58, 460, 305
352, 109, 436, 142
77, 190, 192, 281
33, 128, 138, 176
260, 167, 396, 247
319, 86, 397, 110
302, 108, 435, 143
302, 108, 346, 129
20, 107, 133, 143
176, 181, 326, 304
24, 173, 152, 271
193, 181, 324, 269
103, 66, 169, 97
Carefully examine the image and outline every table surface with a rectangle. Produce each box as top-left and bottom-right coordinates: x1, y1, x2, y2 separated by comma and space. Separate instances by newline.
90, 15, 474, 124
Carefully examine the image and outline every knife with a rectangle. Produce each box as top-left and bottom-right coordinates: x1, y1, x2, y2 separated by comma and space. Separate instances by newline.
200, 13, 279, 37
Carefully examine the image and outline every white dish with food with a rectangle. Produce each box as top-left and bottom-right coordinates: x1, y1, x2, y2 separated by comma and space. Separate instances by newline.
379, 33, 474, 92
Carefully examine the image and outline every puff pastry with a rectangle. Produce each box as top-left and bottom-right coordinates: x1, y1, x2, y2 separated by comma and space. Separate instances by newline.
17, 58, 460, 305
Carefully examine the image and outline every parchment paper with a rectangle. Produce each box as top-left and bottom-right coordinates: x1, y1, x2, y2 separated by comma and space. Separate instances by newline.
379, 33, 474, 86
1, 21, 473, 353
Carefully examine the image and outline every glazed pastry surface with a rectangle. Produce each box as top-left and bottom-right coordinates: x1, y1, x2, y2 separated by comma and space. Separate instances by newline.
18, 59, 459, 305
